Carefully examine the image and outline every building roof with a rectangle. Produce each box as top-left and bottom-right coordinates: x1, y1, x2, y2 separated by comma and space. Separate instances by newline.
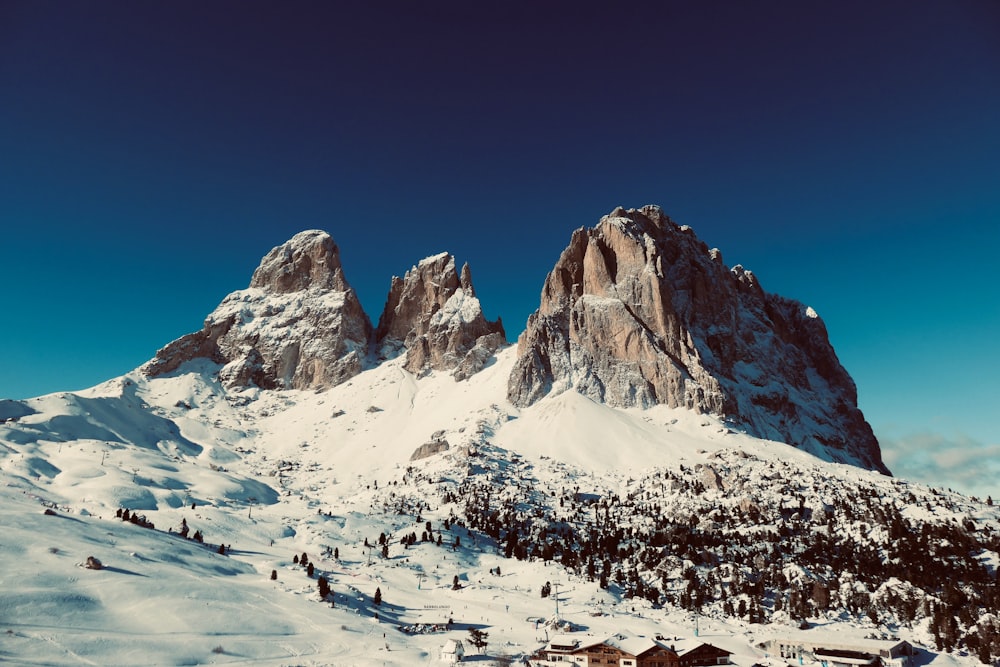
682, 643, 733, 657
770, 629, 911, 654
601, 634, 677, 658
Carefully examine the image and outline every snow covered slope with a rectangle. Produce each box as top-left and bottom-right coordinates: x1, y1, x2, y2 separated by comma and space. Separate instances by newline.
2, 347, 997, 666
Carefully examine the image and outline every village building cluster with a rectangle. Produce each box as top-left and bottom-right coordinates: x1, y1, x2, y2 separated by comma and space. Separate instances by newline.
534, 634, 732, 667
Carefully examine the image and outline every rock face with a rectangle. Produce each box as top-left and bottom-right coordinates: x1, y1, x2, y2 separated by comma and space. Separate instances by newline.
410, 438, 450, 461
143, 233, 505, 390
508, 205, 887, 474
143, 230, 372, 390
375, 253, 506, 380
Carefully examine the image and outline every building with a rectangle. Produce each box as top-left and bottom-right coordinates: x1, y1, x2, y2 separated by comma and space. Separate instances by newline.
679, 643, 733, 667
441, 638, 465, 663
540, 634, 725, 667
763, 632, 914, 667
543, 635, 592, 662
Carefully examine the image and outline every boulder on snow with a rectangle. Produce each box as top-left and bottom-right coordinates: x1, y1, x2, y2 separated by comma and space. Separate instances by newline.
410, 439, 450, 461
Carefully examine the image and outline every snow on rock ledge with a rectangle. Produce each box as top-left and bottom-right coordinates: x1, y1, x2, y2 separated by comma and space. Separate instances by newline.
143, 231, 372, 390
375, 253, 505, 380
508, 205, 888, 474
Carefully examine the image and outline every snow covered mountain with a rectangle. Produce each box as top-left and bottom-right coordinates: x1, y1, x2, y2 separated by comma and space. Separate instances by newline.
1, 208, 997, 666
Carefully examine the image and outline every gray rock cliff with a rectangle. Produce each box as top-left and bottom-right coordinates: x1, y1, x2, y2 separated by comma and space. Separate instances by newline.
143, 230, 372, 390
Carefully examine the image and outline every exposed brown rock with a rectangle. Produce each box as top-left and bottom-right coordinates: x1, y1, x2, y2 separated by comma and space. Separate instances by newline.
509, 205, 887, 474
375, 253, 505, 379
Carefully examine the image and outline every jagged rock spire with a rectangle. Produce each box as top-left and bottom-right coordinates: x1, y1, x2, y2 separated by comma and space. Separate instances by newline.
375, 253, 505, 381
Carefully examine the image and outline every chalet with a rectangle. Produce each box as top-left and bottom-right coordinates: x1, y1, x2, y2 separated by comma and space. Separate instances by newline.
679, 643, 732, 667
543, 634, 593, 662
763, 633, 914, 667
440, 638, 465, 663
541, 633, 683, 667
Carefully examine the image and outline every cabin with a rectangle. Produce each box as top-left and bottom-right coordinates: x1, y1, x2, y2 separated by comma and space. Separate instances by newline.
440, 638, 465, 663
541, 633, 681, 666
542, 634, 591, 662
679, 643, 732, 667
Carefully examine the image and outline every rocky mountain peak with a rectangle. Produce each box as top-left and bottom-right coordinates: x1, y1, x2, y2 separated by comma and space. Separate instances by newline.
508, 205, 887, 474
248, 229, 351, 294
143, 231, 372, 390
375, 253, 505, 380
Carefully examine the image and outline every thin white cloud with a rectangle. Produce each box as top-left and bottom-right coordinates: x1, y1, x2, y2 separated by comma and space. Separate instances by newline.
879, 431, 1000, 501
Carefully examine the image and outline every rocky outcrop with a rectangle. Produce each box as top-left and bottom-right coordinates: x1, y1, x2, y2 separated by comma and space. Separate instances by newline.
143, 230, 372, 390
375, 253, 505, 379
410, 438, 450, 461
509, 205, 887, 474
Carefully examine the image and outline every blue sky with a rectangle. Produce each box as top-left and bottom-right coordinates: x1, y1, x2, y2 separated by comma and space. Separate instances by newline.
1, 1, 997, 498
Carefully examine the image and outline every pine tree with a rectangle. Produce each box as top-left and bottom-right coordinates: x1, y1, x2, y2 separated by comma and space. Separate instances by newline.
373, 587, 382, 606
468, 627, 489, 653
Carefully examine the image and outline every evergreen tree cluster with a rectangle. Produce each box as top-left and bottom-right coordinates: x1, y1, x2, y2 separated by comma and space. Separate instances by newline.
422, 445, 999, 662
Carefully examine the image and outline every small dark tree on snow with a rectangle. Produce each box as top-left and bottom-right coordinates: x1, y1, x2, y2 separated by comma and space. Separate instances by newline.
468, 627, 489, 653
293, 554, 299, 564
452, 575, 461, 590
541, 581, 552, 598
373, 587, 382, 606
300, 552, 309, 567
193, 530, 204, 543
318, 575, 329, 598
381, 544, 389, 559
334, 547, 339, 560
218, 543, 225, 555
270, 569, 277, 581
307, 562, 315, 578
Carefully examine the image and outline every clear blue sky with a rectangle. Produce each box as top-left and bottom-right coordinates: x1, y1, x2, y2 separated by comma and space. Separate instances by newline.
1, 1, 997, 497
